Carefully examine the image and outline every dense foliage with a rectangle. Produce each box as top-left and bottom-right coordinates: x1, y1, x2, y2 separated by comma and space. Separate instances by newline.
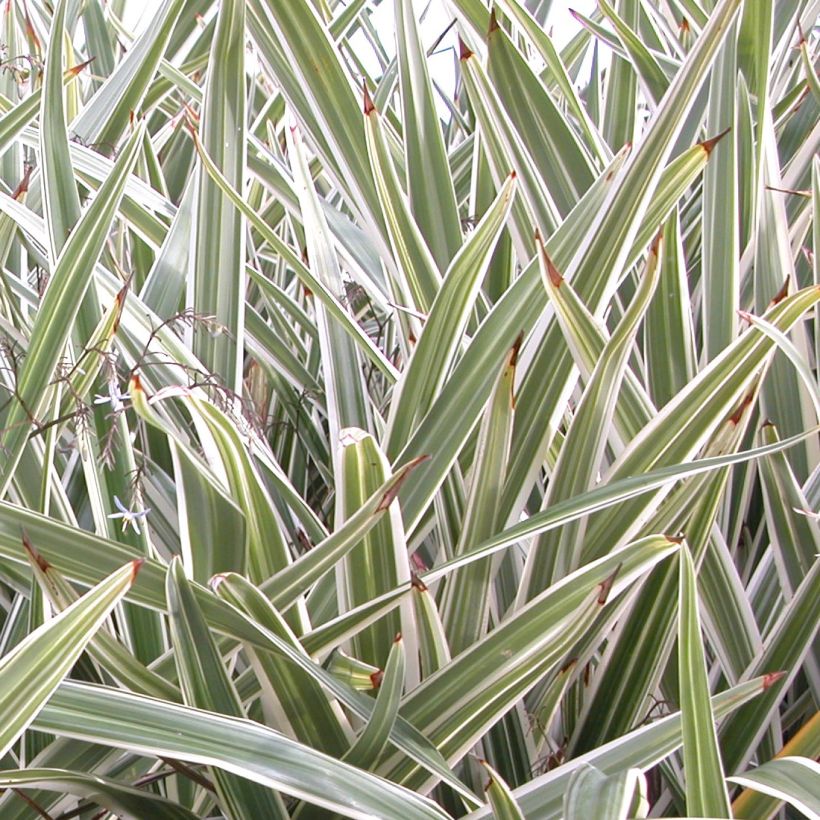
0, 0, 817, 817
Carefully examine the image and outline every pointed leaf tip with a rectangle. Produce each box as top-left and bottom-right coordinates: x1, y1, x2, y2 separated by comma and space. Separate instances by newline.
488, 7, 499, 34
70, 57, 96, 76
762, 671, 786, 689
131, 558, 145, 581
410, 572, 428, 592
362, 80, 375, 115
22, 531, 50, 572
598, 565, 621, 604
538, 239, 563, 288
700, 127, 731, 155
370, 669, 384, 689
510, 331, 524, 367
376, 455, 429, 511
459, 36, 473, 60
729, 392, 755, 425
665, 533, 685, 544
771, 278, 790, 305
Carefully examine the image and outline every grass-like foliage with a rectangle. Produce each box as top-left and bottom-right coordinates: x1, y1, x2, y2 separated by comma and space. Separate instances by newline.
0, 0, 817, 817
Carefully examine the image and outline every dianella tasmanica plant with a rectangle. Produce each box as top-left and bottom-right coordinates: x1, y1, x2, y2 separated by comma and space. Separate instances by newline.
0, 0, 817, 817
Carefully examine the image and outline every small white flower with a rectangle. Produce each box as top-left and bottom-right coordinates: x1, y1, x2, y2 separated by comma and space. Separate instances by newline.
94, 381, 130, 412
107, 495, 150, 535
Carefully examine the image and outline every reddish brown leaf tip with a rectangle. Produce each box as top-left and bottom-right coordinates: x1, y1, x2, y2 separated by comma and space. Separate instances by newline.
650, 228, 663, 257
131, 372, 143, 392
393, 633, 402, 643
410, 572, 428, 592
488, 7, 499, 34
370, 669, 384, 689
459, 36, 473, 60
598, 565, 621, 605
680, 17, 690, 32
700, 127, 731, 155
362, 80, 376, 115
771, 278, 790, 305
509, 330, 524, 367
22, 531, 50, 571
762, 671, 785, 689
760, 419, 775, 429
665, 533, 685, 544
11, 165, 32, 200
729, 392, 755, 425
560, 657, 578, 673
376, 455, 429, 511
539, 242, 563, 288
131, 558, 145, 581
70, 57, 96, 76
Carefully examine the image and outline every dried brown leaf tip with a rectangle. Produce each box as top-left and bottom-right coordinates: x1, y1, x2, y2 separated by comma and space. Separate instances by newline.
771, 278, 790, 305
700, 127, 731, 155
509, 330, 524, 368
488, 7, 500, 34
370, 669, 384, 689
665, 533, 685, 545
131, 558, 145, 581
597, 565, 621, 605
22, 531, 50, 572
459, 36, 473, 61
362, 80, 375, 115
560, 657, 578, 674
729, 392, 755, 425
70, 57, 95, 76
410, 572, 428, 592
538, 238, 563, 288
679, 17, 690, 32
763, 671, 785, 689
650, 228, 664, 257
11, 165, 32, 200
377, 454, 429, 511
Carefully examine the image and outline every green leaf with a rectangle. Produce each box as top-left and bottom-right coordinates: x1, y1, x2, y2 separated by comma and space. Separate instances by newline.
678, 544, 732, 816
0, 557, 139, 758
728, 757, 820, 820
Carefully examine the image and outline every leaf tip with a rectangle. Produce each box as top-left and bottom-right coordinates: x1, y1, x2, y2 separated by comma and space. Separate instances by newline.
370, 669, 384, 689
131, 558, 145, 582
362, 80, 376, 115
665, 533, 685, 544
488, 7, 500, 34
22, 531, 50, 572
70, 56, 96, 76
459, 36, 473, 61
597, 564, 621, 604
771, 278, 790, 305
700, 127, 731, 155
410, 572, 428, 592
762, 671, 785, 689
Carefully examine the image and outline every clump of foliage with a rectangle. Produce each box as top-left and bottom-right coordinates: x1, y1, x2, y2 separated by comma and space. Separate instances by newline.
0, 0, 817, 817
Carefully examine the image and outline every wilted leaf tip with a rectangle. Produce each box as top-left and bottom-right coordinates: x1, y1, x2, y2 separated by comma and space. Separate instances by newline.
458, 36, 473, 60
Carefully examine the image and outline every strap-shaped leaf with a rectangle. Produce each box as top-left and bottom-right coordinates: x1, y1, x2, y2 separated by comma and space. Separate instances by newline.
0, 557, 140, 759
0, 121, 145, 494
